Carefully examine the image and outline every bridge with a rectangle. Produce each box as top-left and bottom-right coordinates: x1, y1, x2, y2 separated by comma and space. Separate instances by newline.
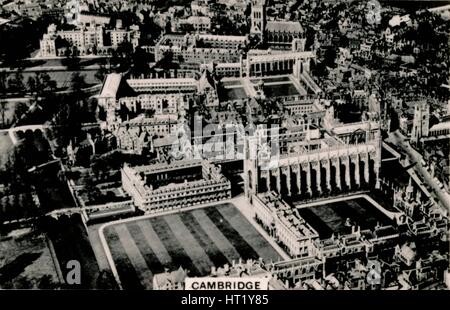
0, 124, 49, 145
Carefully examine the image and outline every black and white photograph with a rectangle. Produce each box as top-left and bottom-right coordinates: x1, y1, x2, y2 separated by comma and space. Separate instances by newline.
0, 0, 449, 296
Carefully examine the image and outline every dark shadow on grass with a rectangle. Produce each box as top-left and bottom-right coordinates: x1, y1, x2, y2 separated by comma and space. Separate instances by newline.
103, 227, 144, 290
203, 207, 260, 261
149, 217, 202, 276
179, 212, 230, 268
0, 252, 42, 284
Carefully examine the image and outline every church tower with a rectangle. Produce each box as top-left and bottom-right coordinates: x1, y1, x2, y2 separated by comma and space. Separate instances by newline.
411, 101, 429, 145
250, 0, 266, 39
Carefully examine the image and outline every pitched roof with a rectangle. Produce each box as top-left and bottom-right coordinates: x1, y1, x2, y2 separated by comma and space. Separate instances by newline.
430, 120, 450, 132
153, 267, 187, 288
153, 135, 178, 147
266, 21, 303, 34
99, 73, 122, 99
198, 70, 216, 93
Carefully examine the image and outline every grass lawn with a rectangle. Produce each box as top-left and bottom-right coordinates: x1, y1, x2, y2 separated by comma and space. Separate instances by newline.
2, 70, 100, 92
20, 70, 100, 90
220, 87, 247, 102
44, 214, 101, 289
297, 197, 394, 239
0, 132, 13, 161
263, 83, 300, 97
0, 229, 61, 289
103, 203, 281, 289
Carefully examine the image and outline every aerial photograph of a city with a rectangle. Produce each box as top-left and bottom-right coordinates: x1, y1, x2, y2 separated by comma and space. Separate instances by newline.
0, 0, 449, 292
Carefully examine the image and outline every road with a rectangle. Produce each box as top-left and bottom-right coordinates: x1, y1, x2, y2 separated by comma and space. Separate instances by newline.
387, 130, 450, 212
0, 64, 103, 73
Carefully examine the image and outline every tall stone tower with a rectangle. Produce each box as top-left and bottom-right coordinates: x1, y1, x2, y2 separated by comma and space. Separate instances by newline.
411, 101, 429, 145
250, 0, 266, 39
244, 132, 259, 202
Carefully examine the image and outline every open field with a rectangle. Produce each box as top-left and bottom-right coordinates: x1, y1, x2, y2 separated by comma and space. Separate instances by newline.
296, 197, 394, 239
0, 230, 61, 289
20, 70, 100, 90
102, 203, 281, 289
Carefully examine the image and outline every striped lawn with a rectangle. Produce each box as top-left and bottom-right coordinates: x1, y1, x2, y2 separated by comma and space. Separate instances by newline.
104, 203, 281, 289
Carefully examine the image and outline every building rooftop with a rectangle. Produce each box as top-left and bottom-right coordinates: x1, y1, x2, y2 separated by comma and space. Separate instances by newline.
130, 159, 203, 174
430, 120, 450, 132
99, 73, 122, 99
257, 192, 319, 239
266, 20, 303, 34
153, 267, 187, 288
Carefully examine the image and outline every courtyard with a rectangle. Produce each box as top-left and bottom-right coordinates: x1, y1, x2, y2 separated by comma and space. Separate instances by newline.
101, 203, 282, 289
296, 196, 395, 239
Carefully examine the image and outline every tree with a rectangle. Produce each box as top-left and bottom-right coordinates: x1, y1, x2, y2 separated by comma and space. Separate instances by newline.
26, 76, 37, 93
70, 72, 88, 95
0, 99, 7, 127
62, 45, 81, 70
37, 274, 59, 289
84, 177, 101, 203
0, 72, 7, 94
165, 20, 172, 34
113, 40, 133, 71
13, 101, 29, 124
51, 94, 83, 155
95, 63, 109, 82
7, 70, 25, 93
323, 47, 337, 68
27, 73, 57, 96
0, 25, 30, 66
140, 14, 163, 45
131, 47, 151, 77
389, 108, 400, 132
96, 270, 118, 290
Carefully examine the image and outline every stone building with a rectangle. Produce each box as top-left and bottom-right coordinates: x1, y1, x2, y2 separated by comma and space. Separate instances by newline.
250, 0, 266, 38
253, 192, 319, 257
38, 23, 140, 57
153, 267, 188, 290
244, 116, 382, 202
265, 21, 304, 49
114, 115, 179, 155
155, 34, 242, 64
250, 0, 303, 48
411, 100, 429, 145
174, 16, 211, 33
121, 160, 231, 212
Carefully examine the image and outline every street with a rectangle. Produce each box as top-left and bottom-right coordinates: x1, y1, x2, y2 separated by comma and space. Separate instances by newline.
387, 130, 450, 212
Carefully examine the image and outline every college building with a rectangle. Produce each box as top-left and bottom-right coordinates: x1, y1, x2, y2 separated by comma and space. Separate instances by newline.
121, 160, 232, 213
39, 23, 140, 57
